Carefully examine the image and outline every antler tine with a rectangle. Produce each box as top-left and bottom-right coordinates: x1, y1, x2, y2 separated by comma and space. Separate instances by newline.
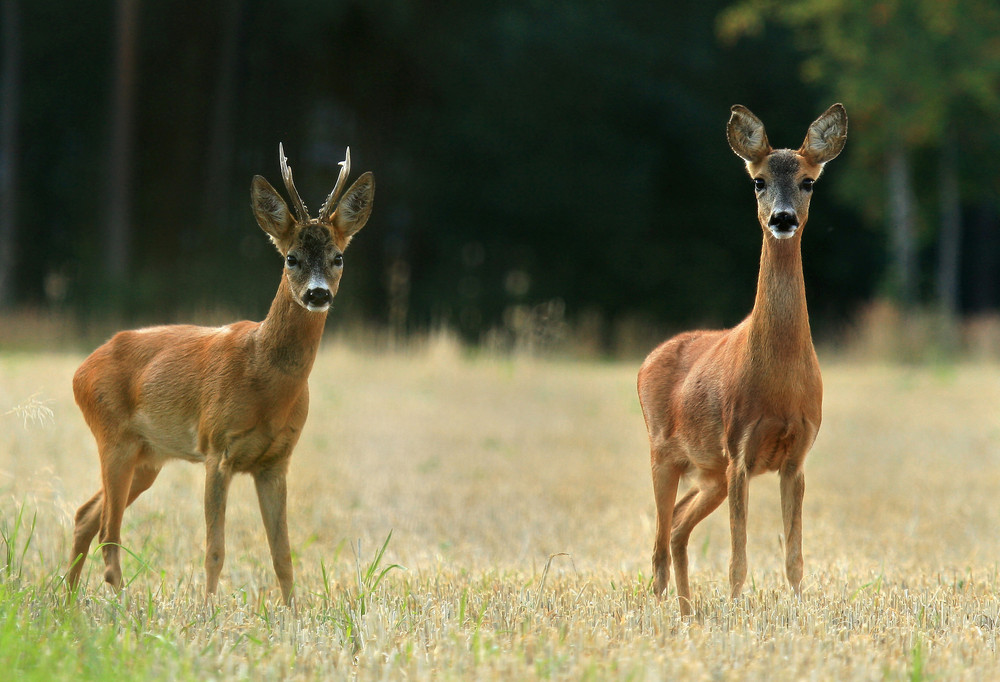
320, 147, 351, 221
278, 143, 310, 223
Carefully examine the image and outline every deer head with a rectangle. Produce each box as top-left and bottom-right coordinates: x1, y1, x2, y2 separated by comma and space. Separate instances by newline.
251, 145, 375, 312
727, 104, 847, 240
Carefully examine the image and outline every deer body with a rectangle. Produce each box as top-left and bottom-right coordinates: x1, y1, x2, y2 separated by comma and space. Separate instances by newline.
67, 147, 374, 604
76, 300, 319, 470
638, 105, 846, 616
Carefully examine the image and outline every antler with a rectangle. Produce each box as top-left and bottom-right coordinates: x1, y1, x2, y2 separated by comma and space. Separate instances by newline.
320, 147, 351, 221
278, 143, 310, 223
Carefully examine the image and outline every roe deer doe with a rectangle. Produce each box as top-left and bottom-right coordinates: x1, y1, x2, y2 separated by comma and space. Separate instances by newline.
67, 145, 374, 604
638, 104, 847, 616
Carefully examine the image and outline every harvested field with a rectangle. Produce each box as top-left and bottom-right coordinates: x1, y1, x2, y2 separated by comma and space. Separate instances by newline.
2, 342, 1000, 679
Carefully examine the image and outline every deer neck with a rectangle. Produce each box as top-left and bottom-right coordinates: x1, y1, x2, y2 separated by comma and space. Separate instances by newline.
746, 231, 813, 360
256, 275, 328, 377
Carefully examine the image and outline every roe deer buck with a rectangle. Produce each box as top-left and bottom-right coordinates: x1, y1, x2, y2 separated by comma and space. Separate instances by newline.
638, 104, 847, 616
66, 145, 374, 604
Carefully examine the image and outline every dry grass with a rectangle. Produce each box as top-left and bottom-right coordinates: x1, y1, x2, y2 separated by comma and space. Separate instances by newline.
2, 338, 1000, 679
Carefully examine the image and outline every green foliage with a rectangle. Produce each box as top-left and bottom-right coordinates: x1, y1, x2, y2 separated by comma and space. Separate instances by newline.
907, 633, 927, 682
718, 0, 1000, 307
337, 530, 404, 652
719, 0, 1000, 147
1, 501, 35, 580
720, 0, 1000, 182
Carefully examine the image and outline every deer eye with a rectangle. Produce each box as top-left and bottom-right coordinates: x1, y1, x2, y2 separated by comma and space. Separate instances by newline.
332, 254, 344, 267
754, 178, 766, 192
286, 254, 299, 268
801, 178, 815, 191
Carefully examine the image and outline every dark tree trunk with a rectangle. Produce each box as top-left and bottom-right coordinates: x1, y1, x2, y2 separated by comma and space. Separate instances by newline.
0, 0, 22, 308
886, 144, 918, 307
966, 202, 1000, 313
203, 0, 244, 229
935, 134, 961, 317
105, 0, 139, 283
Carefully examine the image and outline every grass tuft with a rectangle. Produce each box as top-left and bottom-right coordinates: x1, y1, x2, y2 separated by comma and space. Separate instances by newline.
4, 393, 54, 429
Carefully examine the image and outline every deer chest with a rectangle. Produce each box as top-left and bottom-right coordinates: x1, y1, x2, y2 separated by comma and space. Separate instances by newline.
730, 412, 819, 475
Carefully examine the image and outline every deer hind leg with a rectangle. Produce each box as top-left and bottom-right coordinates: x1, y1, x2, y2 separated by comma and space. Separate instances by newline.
254, 467, 293, 604
669, 470, 728, 616
126, 463, 161, 504
67, 489, 104, 588
204, 459, 233, 598
779, 465, 806, 594
650, 456, 681, 598
97, 439, 147, 590
67, 463, 160, 590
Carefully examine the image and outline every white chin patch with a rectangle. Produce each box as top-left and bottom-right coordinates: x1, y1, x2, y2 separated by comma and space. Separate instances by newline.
305, 303, 331, 313
769, 227, 798, 240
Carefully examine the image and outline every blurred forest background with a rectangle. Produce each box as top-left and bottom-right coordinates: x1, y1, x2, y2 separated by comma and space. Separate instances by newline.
1, 0, 1000, 354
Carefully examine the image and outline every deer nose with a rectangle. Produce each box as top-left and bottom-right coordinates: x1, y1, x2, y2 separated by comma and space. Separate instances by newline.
304, 288, 332, 308
769, 210, 798, 231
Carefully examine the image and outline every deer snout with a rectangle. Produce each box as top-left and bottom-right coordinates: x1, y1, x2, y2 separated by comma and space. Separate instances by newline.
768, 210, 799, 239
304, 287, 332, 309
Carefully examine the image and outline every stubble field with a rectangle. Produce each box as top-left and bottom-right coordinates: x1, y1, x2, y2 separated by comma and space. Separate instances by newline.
2, 337, 1000, 679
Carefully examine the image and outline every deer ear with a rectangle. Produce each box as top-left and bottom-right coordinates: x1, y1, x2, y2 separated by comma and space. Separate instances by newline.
800, 103, 848, 165
727, 105, 771, 164
251, 175, 295, 251
332, 172, 375, 248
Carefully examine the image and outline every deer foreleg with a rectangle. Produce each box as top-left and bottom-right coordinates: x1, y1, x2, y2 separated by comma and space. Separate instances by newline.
204, 460, 232, 598
254, 467, 293, 605
780, 465, 805, 594
727, 461, 749, 600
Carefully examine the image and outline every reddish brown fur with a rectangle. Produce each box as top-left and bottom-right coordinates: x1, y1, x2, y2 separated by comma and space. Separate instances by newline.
66, 148, 374, 604
638, 105, 846, 616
